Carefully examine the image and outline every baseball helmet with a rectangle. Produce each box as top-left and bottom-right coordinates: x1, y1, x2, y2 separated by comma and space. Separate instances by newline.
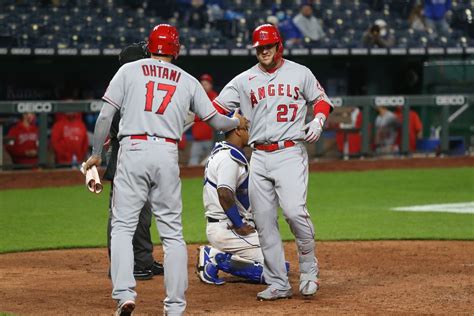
252, 24, 284, 62
147, 24, 180, 59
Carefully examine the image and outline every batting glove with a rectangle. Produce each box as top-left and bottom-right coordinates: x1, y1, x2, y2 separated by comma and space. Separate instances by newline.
302, 114, 326, 143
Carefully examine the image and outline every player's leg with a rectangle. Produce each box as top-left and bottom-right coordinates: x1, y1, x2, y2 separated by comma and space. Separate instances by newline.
107, 180, 114, 263
250, 151, 292, 299
207, 221, 263, 263
196, 244, 225, 285
273, 145, 319, 296
110, 145, 150, 306
149, 143, 187, 315
207, 223, 291, 284
199, 221, 263, 284
131, 201, 155, 279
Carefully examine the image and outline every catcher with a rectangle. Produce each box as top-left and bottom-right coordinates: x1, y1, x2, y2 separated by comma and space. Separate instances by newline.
197, 115, 289, 284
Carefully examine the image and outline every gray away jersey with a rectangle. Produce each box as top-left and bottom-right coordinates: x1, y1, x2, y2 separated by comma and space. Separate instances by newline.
103, 58, 217, 140
214, 59, 333, 144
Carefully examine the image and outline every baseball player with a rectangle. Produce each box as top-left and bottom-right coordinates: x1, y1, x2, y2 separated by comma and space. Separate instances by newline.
197, 119, 290, 285
104, 42, 163, 281
84, 24, 246, 316
212, 24, 333, 300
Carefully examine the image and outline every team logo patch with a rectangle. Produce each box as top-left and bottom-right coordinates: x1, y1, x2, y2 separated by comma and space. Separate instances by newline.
259, 32, 269, 40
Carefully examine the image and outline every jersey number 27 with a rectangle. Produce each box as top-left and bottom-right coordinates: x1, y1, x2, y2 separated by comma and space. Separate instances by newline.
277, 104, 298, 122
144, 81, 176, 114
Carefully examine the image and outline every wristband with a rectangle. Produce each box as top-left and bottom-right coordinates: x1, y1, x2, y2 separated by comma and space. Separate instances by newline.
225, 204, 243, 228
313, 99, 331, 117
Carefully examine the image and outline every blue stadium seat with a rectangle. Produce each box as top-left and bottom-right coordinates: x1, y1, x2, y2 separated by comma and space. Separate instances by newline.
0, 0, 470, 50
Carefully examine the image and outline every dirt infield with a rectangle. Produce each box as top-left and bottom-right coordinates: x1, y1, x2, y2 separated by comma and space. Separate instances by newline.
0, 156, 473, 190
0, 241, 472, 315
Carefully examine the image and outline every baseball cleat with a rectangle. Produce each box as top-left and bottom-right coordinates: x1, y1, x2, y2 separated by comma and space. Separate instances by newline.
299, 273, 320, 297
196, 246, 225, 285
133, 268, 153, 280
151, 261, 164, 275
257, 287, 292, 301
197, 262, 225, 285
299, 280, 320, 296
115, 300, 135, 316
197, 245, 211, 267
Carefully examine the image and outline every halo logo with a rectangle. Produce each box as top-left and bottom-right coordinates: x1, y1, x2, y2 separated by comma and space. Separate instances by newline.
435, 95, 465, 106
259, 32, 269, 40
374, 96, 405, 107
17, 102, 52, 113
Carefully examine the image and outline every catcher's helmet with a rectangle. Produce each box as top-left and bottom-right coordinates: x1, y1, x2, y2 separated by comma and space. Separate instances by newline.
119, 41, 149, 66
147, 24, 180, 59
252, 24, 283, 62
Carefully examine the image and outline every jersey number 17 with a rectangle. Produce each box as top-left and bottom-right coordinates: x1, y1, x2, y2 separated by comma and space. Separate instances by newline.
144, 81, 176, 114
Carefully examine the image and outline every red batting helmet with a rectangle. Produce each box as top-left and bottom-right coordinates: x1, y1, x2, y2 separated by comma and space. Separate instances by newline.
252, 24, 284, 62
147, 24, 180, 59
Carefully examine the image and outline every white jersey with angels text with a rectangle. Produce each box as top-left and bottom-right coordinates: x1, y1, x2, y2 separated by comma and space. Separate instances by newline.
214, 59, 333, 144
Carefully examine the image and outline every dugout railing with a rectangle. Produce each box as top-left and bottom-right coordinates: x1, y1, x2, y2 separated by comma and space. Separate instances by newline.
0, 94, 472, 168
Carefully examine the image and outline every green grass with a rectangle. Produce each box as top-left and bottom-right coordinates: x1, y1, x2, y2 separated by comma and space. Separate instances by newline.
0, 167, 473, 253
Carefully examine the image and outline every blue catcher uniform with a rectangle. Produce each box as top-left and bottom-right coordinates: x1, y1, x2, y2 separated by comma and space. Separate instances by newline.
197, 141, 268, 284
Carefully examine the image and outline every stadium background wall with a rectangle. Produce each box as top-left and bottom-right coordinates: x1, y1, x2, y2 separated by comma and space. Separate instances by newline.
1, 94, 472, 169
0, 54, 473, 168
1, 55, 473, 101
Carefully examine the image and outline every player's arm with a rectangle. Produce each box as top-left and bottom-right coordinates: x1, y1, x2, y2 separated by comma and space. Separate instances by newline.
302, 70, 334, 143
207, 110, 247, 132
85, 66, 125, 169
84, 102, 117, 169
216, 158, 254, 236
212, 77, 241, 114
191, 81, 246, 132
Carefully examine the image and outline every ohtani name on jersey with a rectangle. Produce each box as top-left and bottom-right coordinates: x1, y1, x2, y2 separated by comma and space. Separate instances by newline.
250, 84, 300, 107
141, 65, 181, 83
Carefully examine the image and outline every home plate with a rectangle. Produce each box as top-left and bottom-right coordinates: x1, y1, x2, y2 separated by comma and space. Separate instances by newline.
391, 202, 474, 214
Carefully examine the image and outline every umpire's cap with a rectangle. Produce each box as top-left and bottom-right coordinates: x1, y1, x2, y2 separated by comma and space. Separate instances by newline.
118, 41, 150, 65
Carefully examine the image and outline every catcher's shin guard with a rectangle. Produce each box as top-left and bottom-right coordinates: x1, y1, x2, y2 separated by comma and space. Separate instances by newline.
214, 253, 290, 284
215, 253, 264, 283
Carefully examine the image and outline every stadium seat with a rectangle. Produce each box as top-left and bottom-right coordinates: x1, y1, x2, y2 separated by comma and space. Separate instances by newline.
0, 0, 471, 50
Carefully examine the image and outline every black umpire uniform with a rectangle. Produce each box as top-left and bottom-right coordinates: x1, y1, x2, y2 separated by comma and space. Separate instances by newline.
104, 43, 164, 280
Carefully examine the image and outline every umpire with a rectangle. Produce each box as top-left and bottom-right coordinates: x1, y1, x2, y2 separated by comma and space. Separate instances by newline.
104, 42, 164, 280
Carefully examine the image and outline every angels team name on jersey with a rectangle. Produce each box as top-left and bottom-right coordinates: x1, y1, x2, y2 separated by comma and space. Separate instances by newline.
141, 64, 182, 83
249, 84, 300, 107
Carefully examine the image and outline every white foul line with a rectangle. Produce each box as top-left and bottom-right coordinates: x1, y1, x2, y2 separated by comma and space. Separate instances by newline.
392, 202, 474, 214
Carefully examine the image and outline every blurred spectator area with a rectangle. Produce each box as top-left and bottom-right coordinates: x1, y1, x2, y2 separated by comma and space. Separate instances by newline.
0, 0, 472, 50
